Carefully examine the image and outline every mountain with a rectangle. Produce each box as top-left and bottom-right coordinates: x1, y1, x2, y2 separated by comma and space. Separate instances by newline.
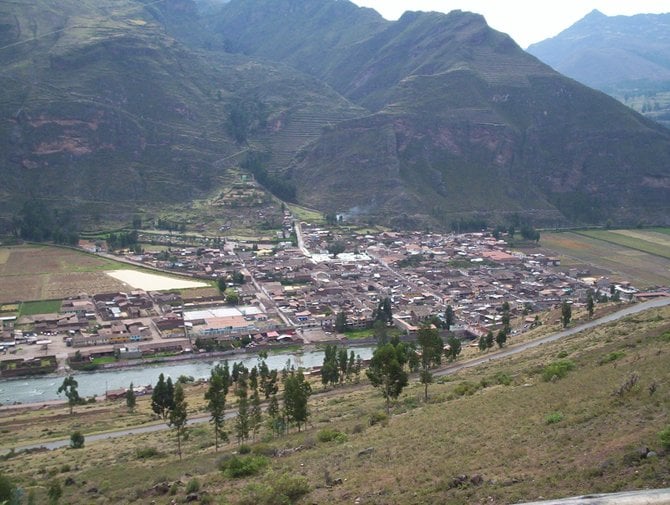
215, 1, 670, 228
2, 0, 670, 231
527, 10, 670, 128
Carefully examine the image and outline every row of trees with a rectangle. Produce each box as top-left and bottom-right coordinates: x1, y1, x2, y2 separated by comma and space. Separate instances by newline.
321, 345, 363, 386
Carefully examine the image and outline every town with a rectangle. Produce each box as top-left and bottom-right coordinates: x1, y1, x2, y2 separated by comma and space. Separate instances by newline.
3, 213, 663, 378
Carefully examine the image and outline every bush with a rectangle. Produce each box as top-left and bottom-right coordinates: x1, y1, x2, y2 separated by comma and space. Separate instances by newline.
453, 381, 482, 396
186, 478, 200, 494
238, 473, 310, 505
368, 412, 388, 427
70, 431, 85, 449
238, 444, 252, 455
541, 359, 576, 382
599, 351, 625, 365
136, 447, 161, 459
545, 412, 564, 424
659, 426, 670, 450
221, 455, 269, 478
317, 428, 347, 444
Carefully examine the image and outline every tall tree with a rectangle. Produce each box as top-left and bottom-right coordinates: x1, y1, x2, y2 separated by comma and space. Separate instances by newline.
338, 347, 349, 384
561, 300, 572, 328
205, 365, 229, 451
366, 341, 410, 415
586, 291, 595, 318
478, 334, 488, 352
321, 344, 339, 387
485, 330, 495, 350
169, 382, 188, 460
444, 305, 455, 330
126, 382, 136, 413
373, 297, 393, 325
250, 390, 262, 440
334, 311, 347, 332
151, 373, 174, 420
235, 371, 250, 443
496, 329, 507, 348
282, 369, 311, 432
57, 376, 80, 415
417, 326, 443, 401
445, 335, 462, 361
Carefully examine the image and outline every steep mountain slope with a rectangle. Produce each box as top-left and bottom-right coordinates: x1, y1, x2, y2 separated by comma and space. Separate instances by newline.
527, 10, 670, 128
0, 0, 363, 227
2, 0, 670, 231
216, 1, 670, 227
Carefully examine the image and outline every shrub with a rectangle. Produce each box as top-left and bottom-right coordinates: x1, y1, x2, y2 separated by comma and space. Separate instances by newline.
186, 478, 200, 494
453, 381, 482, 396
136, 447, 161, 459
541, 359, 576, 382
659, 426, 670, 450
368, 412, 388, 427
238, 444, 252, 455
70, 431, 85, 449
556, 350, 569, 359
545, 412, 564, 424
599, 351, 625, 365
221, 455, 269, 478
238, 473, 310, 505
317, 428, 347, 444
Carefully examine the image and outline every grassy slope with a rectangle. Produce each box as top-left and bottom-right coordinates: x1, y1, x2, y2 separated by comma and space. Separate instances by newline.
1, 306, 669, 504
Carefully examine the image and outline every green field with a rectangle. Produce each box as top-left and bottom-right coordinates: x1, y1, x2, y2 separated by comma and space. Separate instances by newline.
540, 229, 670, 288
19, 300, 63, 316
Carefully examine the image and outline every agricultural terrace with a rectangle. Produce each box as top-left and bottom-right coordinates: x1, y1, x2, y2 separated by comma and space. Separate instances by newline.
540, 229, 670, 288
0, 246, 129, 304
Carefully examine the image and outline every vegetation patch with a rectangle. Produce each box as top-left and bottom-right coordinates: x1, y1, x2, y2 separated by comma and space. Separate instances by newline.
545, 412, 564, 424
19, 300, 61, 316
599, 351, 625, 365
541, 359, 576, 382
220, 455, 269, 478
317, 428, 347, 444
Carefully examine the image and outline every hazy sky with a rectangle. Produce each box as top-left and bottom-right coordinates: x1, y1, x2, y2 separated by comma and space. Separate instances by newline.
351, 1, 670, 48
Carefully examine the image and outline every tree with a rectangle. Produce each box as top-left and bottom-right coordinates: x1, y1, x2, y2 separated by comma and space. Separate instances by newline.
225, 288, 239, 305
0, 474, 15, 505
334, 311, 347, 333
372, 319, 389, 345
126, 382, 136, 412
561, 300, 572, 328
217, 277, 227, 294
586, 291, 595, 318
366, 341, 410, 415
417, 326, 443, 401
205, 365, 229, 451
444, 305, 455, 330
445, 335, 462, 361
57, 376, 80, 415
235, 371, 250, 443
232, 270, 245, 284
478, 335, 488, 352
338, 347, 349, 384
151, 374, 175, 420
485, 330, 494, 350
169, 382, 188, 460
373, 297, 393, 325
70, 431, 85, 449
321, 345, 339, 387
282, 369, 311, 432
250, 390, 262, 440
496, 329, 507, 348
327, 241, 346, 258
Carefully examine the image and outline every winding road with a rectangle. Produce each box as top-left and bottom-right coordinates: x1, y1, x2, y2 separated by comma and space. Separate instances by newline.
5, 297, 670, 454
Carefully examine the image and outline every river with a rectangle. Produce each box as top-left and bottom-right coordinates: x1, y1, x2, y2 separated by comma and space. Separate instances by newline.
0, 346, 375, 405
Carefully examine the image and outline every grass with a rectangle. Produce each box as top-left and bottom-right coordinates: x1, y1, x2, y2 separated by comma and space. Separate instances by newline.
19, 300, 62, 316
0, 305, 669, 503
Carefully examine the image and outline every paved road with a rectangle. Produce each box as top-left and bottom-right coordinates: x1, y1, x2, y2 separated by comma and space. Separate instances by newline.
5, 297, 669, 454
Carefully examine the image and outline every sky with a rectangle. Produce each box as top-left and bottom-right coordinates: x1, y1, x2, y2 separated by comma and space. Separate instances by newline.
351, 1, 670, 48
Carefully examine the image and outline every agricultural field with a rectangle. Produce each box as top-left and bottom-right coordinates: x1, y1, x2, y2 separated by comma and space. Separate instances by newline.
539, 230, 670, 288
0, 246, 128, 304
